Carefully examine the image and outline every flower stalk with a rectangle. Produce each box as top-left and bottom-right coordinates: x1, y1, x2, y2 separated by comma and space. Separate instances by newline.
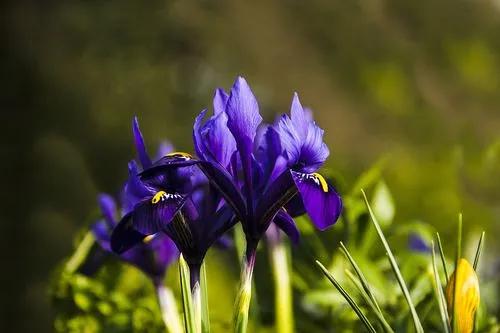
155, 281, 184, 333
234, 246, 257, 333
269, 235, 294, 333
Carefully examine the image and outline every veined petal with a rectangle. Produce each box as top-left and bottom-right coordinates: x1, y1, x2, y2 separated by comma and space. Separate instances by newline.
132, 116, 152, 169
290, 93, 309, 140
110, 213, 147, 254
273, 210, 300, 244
301, 122, 329, 173
277, 114, 301, 166
132, 191, 187, 235
98, 193, 117, 227
291, 171, 342, 230
213, 88, 229, 115
226, 76, 262, 148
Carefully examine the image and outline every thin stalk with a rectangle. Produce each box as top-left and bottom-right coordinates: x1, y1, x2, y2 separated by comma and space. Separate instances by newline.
316, 260, 377, 333
200, 263, 210, 333
270, 240, 294, 333
361, 190, 424, 333
473, 231, 485, 271
234, 245, 257, 333
64, 231, 95, 274
339, 242, 382, 315
344, 269, 394, 333
155, 281, 184, 333
436, 232, 449, 284
430, 242, 451, 333
179, 255, 196, 333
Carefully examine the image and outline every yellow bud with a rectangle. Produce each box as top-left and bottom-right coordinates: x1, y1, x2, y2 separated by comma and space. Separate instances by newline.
445, 258, 480, 333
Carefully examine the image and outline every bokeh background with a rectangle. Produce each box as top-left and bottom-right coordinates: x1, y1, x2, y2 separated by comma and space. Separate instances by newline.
2, 0, 500, 332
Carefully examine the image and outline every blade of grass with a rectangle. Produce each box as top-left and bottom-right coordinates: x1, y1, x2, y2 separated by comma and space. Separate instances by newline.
436, 232, 449, 284
451, 214, 463, 333
473, 231, 485, 271
200, 262, 210, 333
431, 242, 451, 333
315, 260, 377, 333
361, 189, 424, 333
179, 255, 196, 333
339, 242, 382, 314
344, 269, 394, 333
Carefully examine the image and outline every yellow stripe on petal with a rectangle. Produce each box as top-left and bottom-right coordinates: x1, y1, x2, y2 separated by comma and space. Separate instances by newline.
445, 258, 480, 333
143, 234, 156, 244
312, 173, 329, 193
166, 151, 193, 159
151, 191, 167, 204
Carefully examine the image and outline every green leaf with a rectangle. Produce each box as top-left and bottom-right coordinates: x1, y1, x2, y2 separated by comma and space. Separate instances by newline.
431, 241, 451, 333
361, 189, 424, 333
179, 255, 196, 333
436, 232, 449, 284
200, 262, 210, 333
316, 260, 377, 333
473, 231, 485, 271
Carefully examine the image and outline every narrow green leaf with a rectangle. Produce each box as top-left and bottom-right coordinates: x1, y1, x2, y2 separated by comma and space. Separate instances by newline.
436, 232, 449, 284
64, 231, 95, 274
344, 269, 394, 333
339, 242, 382, 314
179, 255, 196, 333
452, 214, 463, 333
431, 242, 451, 333
270, 242, 294, 333
315, 260, 377, 333
361, 189, 424, 333
473, 231, 485, 271
200, 262, 210, 333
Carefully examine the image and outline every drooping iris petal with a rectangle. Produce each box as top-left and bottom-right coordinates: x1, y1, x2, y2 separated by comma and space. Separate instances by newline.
111, 213, 148, 254
98, 194, 117, 227
291, 170, 342, 230
132, 116, 152, 169
122, 161, 154, 213
131, 192, 187, 235
273, 210, 300, 244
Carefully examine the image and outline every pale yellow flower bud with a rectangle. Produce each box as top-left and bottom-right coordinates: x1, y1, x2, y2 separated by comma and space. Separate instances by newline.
445, 258, 480, 333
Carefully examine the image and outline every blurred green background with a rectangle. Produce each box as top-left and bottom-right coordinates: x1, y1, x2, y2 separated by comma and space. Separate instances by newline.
2, 0, 500, 332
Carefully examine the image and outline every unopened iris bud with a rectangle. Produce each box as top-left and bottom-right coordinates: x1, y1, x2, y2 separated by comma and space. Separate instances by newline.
445, 258, 480, 333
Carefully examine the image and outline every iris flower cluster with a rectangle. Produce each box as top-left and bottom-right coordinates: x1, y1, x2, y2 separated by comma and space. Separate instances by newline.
108, 76, 342, 332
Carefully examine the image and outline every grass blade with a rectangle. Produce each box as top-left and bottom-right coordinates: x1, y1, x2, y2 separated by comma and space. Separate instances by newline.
179, 255, 196, 333
361, 189, 424, 333
473, 231, 485, 271
200, 262, 210, 333
339, 242, 382, 314
344, 269, 394, 333
436, 232, 449, 284
316, 260, 377, 333
431, 241, 451, 333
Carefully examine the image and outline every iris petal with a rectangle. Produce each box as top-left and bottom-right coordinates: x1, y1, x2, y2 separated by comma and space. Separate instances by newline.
291, 170, 342, 230
273, 210, 300, 244
132, 116, 152, 169
98, 193, 117, 227
110, 213, 147, 254
132, 192, 187, 235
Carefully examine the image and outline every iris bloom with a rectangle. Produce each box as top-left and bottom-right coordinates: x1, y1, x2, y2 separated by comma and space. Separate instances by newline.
92, 193, 178, 284
111, 118, 235, 287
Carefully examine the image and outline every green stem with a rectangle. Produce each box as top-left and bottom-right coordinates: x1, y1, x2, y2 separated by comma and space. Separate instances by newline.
234, 244, 257, 333
270, 240, 294, 333
155, 281, 184, 333
189, 264, 202, 333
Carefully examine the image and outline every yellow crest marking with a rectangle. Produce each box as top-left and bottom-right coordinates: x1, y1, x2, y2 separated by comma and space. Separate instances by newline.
166, 151, 193, 159
312, 173, 329, 193
143, 234, 156, 244
151, 191, 167, 204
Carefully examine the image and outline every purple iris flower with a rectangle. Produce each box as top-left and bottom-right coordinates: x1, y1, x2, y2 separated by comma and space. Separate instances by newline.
111, 117, 236, 273
92, 193, 178, 282
145, 76, 342, 254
